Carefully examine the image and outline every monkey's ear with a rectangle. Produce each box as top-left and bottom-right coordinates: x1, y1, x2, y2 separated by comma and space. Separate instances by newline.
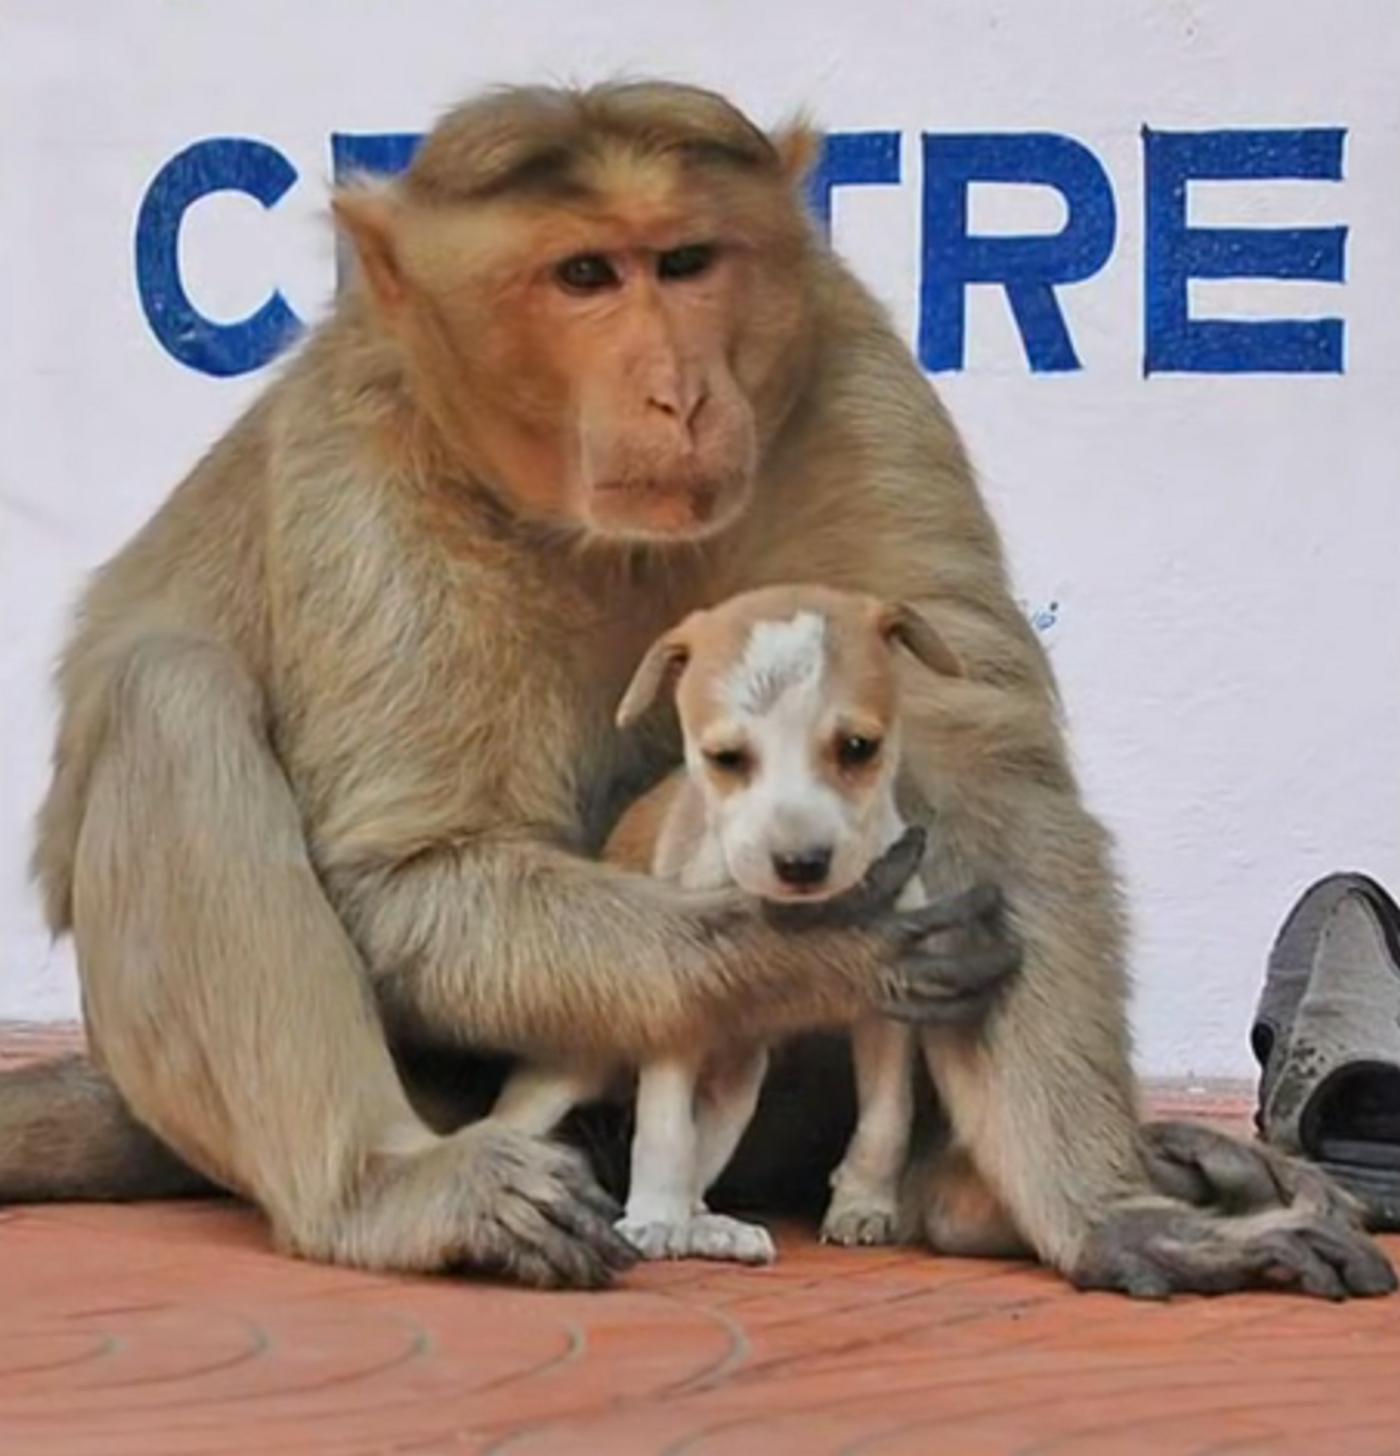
771, 118, 823, 189
615, 632, 692, 729
875, 602, 964, 679
331, 183, 409, 314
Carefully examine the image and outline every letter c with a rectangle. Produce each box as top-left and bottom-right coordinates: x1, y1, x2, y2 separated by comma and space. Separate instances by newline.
134, 138, 304, 378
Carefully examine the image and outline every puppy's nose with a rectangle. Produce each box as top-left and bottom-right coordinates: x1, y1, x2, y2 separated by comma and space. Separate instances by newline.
771, 848, 833, 890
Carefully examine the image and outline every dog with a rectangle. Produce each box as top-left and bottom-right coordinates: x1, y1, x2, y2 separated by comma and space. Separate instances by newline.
491, 583, 965, 1262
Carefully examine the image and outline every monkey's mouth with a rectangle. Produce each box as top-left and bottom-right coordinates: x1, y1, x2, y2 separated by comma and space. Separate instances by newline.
587, 474, 746, 542
596, 478, 717, 511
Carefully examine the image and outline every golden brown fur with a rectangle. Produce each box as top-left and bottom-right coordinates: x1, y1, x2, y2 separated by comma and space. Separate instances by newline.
4, 79, 1393, 1299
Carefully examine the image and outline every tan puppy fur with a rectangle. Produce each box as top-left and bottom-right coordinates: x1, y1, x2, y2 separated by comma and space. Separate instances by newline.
493, 584, 963, 1262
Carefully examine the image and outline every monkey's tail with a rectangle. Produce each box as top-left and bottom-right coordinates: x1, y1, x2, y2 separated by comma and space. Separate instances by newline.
0, 1053, 218, 1203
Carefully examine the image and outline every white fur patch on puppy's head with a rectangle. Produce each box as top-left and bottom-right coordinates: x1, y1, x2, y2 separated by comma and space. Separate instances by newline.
721, 610, 827, 716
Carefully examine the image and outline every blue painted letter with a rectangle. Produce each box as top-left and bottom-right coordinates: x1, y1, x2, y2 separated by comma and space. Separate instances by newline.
919, 133, 1116, 373
134, 138, 303, 378
1142, 128, 1347, 375
805, 132, 902, 238
329, 131, 424, 184
329, 132, 426, 291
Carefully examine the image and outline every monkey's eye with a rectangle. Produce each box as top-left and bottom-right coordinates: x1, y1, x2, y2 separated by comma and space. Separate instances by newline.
836, 735, 882, 770
657, 243, 717, 282
554, 253, 620, 293
704, 745, 751, 775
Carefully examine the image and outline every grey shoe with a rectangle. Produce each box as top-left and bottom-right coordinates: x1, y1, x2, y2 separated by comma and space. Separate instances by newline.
1253, 871, 1400, 1229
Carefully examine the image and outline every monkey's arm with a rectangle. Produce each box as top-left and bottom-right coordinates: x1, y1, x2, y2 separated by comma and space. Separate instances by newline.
327, 831, 1016, 1066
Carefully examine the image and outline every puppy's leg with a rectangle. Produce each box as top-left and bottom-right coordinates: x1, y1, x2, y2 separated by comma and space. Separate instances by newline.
619, 1055, 775, 1264
822, 1015, 917, 1246
822, 875, 923, 1246
491, 1063, 613, 1139
693, 1046, 771, 1200
617, 1057, 703, 1258
688, 1047, 777, 1264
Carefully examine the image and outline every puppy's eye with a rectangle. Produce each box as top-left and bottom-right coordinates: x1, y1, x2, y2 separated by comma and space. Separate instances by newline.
657, 243, 717, 281
704, 746, 751, 775
554, 253, 620, 293
836, 735, 881, 770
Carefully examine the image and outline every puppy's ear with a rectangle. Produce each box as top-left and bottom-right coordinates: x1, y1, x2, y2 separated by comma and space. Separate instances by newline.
616, 628, 693, 729
875, 601, 964, 678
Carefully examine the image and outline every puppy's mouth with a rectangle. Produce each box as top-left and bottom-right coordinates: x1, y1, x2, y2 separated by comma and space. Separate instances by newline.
744, 873, 865, 906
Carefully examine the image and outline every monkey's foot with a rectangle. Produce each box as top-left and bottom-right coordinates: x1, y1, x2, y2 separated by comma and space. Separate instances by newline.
615, 1211, 777, 1264
321, 1124, 640, 1290
1068, 1200, 1398, 1301
1138, 1119, 1368, 1227
820, 1191, 900, 1247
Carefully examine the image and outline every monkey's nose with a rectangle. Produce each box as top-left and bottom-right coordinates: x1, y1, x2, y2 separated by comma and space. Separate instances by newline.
646, 380, 708, 430
771, 848, 833, 890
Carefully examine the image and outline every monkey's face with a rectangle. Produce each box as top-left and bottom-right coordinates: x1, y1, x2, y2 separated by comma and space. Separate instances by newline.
556, 238, 780, 542
459, 193, 813, 544
335, 149, 816, 545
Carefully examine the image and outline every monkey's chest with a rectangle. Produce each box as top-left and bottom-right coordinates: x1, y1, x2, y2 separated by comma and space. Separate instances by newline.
278, 604, 680, 861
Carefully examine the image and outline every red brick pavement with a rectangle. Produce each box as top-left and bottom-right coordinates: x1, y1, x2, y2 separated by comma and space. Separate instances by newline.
1, 1023, 1396, 1456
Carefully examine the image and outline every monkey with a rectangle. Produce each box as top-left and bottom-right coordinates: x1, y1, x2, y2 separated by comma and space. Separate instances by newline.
1, 79, 1392, 1301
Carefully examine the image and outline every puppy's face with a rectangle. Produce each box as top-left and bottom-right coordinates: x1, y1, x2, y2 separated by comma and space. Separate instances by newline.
677, 609, 902, 902
614, 587, 963, 903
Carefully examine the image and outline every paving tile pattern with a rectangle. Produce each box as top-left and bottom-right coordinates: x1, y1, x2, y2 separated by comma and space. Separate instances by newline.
1, 1024, 1396, 1456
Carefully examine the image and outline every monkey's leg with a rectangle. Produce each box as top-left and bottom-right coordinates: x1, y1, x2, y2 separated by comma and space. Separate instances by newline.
821, 1015, 916, 1248
64, 639, 635, 1287
895, 1083, 1369, 1265
0, 1053, 216, 1202
917, 789, 1397, 1299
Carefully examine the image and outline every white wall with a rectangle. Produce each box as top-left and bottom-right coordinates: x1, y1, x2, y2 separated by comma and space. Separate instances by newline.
2, 0, 1397, 1077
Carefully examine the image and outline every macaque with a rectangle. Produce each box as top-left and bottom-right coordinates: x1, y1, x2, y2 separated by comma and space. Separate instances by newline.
0, 79, 1391, 1300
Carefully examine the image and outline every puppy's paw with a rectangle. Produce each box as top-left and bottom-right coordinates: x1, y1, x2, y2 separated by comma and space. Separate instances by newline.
821, 1192, 900, 1247
616, 1211, 777, 1265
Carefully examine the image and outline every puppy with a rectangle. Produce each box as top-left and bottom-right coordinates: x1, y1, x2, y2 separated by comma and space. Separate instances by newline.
492, 583, 964, 1263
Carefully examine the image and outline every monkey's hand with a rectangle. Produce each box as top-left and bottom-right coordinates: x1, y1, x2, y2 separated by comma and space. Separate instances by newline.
759, 827, 1022, 1025
1068, 1198, 1397, 1301
1139, 1119, 1369, 1227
